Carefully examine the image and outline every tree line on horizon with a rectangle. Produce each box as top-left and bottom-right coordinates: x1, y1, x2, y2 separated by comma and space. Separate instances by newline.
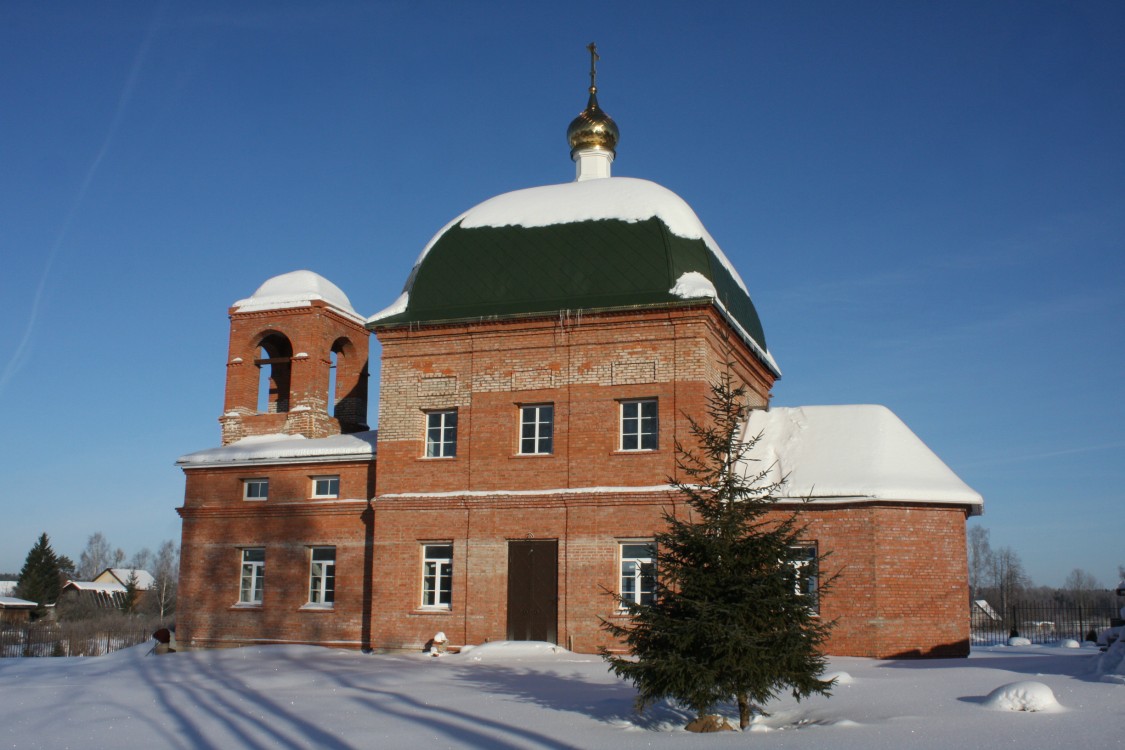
6, 532, 178, 621
967, 525, 1122, 615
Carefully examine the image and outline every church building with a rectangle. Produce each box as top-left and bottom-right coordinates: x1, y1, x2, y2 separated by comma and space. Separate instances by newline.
176, 54, 982, 659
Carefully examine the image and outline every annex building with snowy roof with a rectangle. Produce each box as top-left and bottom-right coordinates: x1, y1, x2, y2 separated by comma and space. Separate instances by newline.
176, 55, 982, 659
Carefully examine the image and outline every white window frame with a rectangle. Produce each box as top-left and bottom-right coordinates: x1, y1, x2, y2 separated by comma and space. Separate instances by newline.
308, 546, 335, 606
425, 409, 458, 458
618, 541, 656, 608
421, 543, 453, 609
243, 478, 269, 501
239, 548, 265, 604
620, 399, 658, 451
311, 475, 340, 499
790, 544, 819, 613
519, 404, 554, 455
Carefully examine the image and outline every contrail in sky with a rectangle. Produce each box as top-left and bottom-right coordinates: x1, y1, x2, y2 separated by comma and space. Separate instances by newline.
959, 440, 1125, 469
0, 6, 164, 398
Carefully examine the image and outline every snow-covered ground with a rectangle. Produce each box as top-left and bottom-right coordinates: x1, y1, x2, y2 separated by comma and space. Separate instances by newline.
0, 640, 1121, 749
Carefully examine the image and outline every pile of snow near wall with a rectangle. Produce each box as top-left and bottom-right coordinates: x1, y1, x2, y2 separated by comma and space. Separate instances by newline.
1095, 636, 1125, 684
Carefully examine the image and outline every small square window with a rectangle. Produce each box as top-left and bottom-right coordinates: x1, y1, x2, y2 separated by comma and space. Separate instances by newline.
243, 479, 269, 501
239, 548, 265, 604
308, 547, 335, 605
619, 541, 656, 607
425, 410, 457, 458
519, 404, 553, 455
620, 399, 658, 451
421, 543, 453, 608
312, 476, 340, 498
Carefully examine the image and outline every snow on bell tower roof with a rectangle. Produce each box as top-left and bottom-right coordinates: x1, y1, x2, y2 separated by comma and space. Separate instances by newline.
232, 270, 364, 323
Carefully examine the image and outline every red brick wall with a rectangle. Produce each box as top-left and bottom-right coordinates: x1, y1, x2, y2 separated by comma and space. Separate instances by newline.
365, 494, 970, 658
178, 475, 970, 657
372, 306, 774, 495
177, 460, 374, 648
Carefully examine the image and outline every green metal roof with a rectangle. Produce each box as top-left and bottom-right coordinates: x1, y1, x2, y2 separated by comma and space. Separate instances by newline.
371, 216, 769, 357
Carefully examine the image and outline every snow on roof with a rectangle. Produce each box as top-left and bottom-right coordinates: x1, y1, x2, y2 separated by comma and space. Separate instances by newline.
98, 569, 155, 590
0, 596, 36, 608
64, 580, 126, 593
232, 270, 365, 323
668, 270, 716, 300
974, 600, 1002, 620
668, 271, 779, 376
177, 430, 378, 468
395, 176, 749, 296
743, 405, 983, 510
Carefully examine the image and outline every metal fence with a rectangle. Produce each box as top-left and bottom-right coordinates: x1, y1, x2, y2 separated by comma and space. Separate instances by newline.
1, 618, 159, 657
971, 603, 1119, 646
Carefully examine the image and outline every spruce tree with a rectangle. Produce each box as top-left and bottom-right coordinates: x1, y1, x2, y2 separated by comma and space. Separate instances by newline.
121, 570, 140, 614
14, 533, 63, 613
602, 364, 835, 730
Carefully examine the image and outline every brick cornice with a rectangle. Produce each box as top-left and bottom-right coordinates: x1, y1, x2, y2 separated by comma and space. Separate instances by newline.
177, 500, 369, 519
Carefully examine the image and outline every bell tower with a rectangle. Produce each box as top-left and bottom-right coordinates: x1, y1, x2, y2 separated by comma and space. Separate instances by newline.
219, 270, 369, 445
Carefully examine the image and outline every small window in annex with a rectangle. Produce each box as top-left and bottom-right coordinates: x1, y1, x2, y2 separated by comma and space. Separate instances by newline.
239, 548, 265, 604
620, 399, 658, 451
243, 479, 269, 501
421, 543, 453, 608
519, 404, 554, 455
425, 410, 458, 458
619, 541, 656, 607
308, 547, 335, 606
312, 475, 340, 498
790, 544, 819, 612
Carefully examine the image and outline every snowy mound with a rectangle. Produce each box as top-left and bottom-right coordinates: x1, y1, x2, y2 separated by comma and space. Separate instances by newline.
461, 641, 573, 662
1058, 639, 1080, 648
233, 270, 363, 322
1007, 637, 1032, 647
982, 681, 1061, 712
823, 670, 855, 685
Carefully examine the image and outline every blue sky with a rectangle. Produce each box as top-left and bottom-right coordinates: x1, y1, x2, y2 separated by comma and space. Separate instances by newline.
1, 1, 1121, 587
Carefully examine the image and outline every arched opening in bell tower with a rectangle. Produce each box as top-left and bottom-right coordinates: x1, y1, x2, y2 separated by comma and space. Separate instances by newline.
255, 332, 293, 414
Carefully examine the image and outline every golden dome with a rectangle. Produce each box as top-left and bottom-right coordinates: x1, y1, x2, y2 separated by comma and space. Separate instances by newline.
567, 43, 619, 159
567, 88, 619, 158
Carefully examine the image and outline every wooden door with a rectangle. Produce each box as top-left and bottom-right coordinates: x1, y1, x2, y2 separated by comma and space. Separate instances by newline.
506, 540, 558, 643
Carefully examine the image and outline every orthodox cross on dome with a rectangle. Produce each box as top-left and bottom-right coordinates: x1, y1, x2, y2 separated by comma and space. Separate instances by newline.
587, 42, 599, 92
568, 41, 618, 179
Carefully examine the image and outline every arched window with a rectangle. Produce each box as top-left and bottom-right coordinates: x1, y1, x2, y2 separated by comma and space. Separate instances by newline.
255, 333, 293, 413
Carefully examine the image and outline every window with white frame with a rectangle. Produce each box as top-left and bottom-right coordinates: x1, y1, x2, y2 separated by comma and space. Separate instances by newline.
425, 410, 457, 458
619, 541, 656, 607
620, 399, 658, 451
790, 544, 819, 612
519, 404, 553, 455
421, 543, 453, 608
239, 548, 265, 604
243, 478, 269, 501
308, 547, 335, 605
312, 475, 340, 498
